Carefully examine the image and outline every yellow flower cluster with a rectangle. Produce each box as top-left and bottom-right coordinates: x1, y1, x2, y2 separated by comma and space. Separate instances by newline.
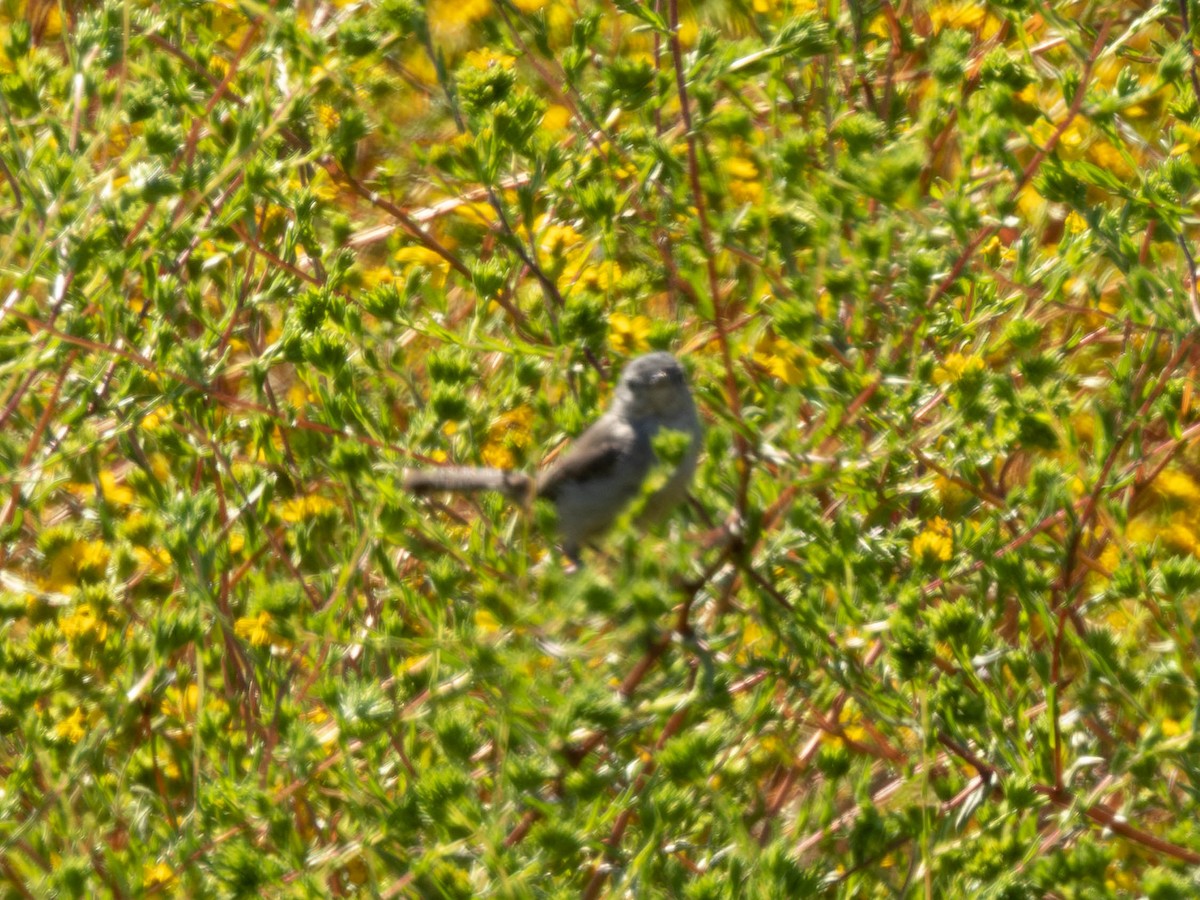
279, 494, 337, 523
726, 157, 763, 205
66, 470, 134, 506
754, 332, 807, 386
933, 352, 984, 386
54, 707, 86, 744
43, 540, 110, 592
143, 862, 176, 889
926, 2, 1002, 37
529, 216, 623, 295
427, 0, 493, 46
235, 610, 275, 647
608, 312, 652, 355
537, 219, 585, 257
1154, 469, 1200, 503
934, 474, 970, 515
1028, 116, 1135, 181
1128, 469, 1200, 558
1171, 123, 1200, 164
316, 103, 340, 130
161, 683, 199, 721
463, 49, 515, 71
394, 245, 453, 288
482, 406, 534, 469
913, 517, 954, 565
542, 104, 572, 131
59, 605, 109, 643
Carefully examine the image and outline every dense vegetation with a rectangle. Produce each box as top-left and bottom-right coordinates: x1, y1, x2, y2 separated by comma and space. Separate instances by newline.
4, 0, 1200, 895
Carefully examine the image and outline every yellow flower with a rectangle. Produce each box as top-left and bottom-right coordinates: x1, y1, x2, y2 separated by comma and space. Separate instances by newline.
287, 381, 315, 409
394, 245, 451, 268
729, 179, 763, 204
537, 220, 585, 257
257, 203, 288, 234
1169, 123, 1200, 165
427, 0, 492, 44
1091, 57, 1124, 91
979, 234, 1002, 262
1014, 83, 1039, 106
725, 157, 759, 180
542, 104, 571, 131
675, 16, 699, 46
65, 481, 94, 500
482, 406, 534, 469
145, 452, 170, 483
1162, 515, 1198, 555
44, 541, 111, 591
234, 610, 274, 647
608, 312, 652, 355
935, 474, 969, 514
928, 2, 990, 32
59, 606, 109, 643
394, 245, 452, 288
1087, 141, 1133, 180
161, 684, 199, 721
143, 862, 176, 889
475, 608, 501, 634
1096, 542, 1120, 577
317, 103, 340, 130
481, 445, 514, 469
1058, 119, 1090, 155
933, 352, 985, 386
753, 332, 807, 385
1104, 603, 1133, 631
1154, 469, 1200, 503
1015, 183, 1046, 222
54, 707, 87, 744
279, 494, 337, 523
99, 470, 134, 506
401, 48, 438, 86
450, 200, 495, 228
359, 266, 396, 291
130, 542, 170, 578
726, 157, 762, 204
913, 518, 954, 565
463, 48, 515, 71
577, 259, 622, 292
37, 5, 63, 39
76, 540, 110, 572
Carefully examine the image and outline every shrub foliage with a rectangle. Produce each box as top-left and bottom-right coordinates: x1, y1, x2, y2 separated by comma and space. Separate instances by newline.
3, 0, 1200, 895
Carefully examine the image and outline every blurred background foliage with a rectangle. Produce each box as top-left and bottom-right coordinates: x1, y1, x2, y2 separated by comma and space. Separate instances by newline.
3, 0, 1200, 894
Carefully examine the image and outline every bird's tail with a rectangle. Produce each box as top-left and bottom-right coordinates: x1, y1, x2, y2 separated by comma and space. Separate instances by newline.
403, 467, 534, 502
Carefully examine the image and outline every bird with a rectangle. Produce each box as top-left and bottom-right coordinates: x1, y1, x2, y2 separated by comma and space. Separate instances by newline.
403, 352, 702, 563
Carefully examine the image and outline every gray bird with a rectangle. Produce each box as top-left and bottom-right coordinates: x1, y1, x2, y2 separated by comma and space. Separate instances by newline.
403, 352, 702, 563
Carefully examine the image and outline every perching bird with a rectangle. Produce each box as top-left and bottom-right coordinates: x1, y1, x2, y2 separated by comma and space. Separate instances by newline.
403, 352, 702, 563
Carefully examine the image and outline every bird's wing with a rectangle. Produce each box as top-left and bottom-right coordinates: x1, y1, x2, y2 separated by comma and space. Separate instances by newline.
535, 427, 629, 500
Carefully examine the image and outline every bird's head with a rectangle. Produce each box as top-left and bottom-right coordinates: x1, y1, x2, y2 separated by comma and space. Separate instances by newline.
613, 351, 693, 418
